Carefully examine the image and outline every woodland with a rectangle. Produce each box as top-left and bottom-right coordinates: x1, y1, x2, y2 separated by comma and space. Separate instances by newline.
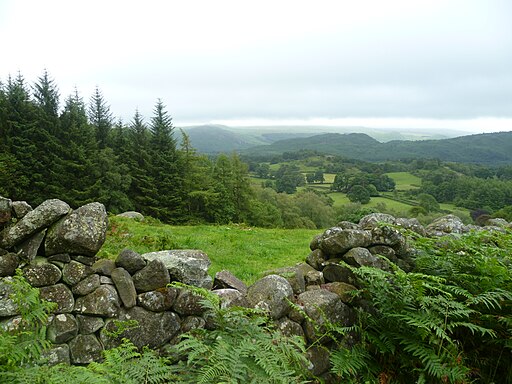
0, 72, 511, 383
2, 72, 512, 231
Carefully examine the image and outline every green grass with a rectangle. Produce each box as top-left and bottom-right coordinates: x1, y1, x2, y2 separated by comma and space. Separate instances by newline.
385, 172, 422, 190
99, 216, 319, 284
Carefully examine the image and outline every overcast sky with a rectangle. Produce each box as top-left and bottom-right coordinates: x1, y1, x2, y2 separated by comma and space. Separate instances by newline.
1, 0, 511, 132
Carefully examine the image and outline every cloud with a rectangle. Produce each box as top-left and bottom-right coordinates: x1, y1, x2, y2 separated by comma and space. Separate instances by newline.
1, 0, 511, 127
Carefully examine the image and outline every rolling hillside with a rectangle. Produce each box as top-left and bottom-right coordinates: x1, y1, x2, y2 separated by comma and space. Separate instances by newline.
243, 131, 512, 164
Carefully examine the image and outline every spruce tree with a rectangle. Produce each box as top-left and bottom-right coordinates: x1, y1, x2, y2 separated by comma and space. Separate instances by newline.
3, 74, 38, 201
57, 90, 98, 206
31, 70, 63, 200
127, 110, 156, 214
88, 86, 113, 149
147, 99, 184, 222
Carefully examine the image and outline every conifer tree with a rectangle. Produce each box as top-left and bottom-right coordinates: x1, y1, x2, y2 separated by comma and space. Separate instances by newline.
127, 110, 157, 214
31, 70, 63, 200
2, 74, 38, 201
57, 90, 98, 206
147, 99, 185, 221
88, 86, 113, 149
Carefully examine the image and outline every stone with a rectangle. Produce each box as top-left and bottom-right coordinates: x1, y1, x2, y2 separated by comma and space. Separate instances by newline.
47, 313, 78, 343
246, 275, 293, 320
335, 221, 360, 230
142, 250, 212, 289
100, 276, 114, 285
358, 213, 396, 229
72, 274, 101, 296
0, 197, 12, 225
12, 200, 32, 219
264, 266, 305, 294
306, 249, 327, 271
101, 306, 181, 349
306, 346, 331, 377
318, 228, 372, 256
0, 277, 18, 316
304, 270, 325, 286
426, 214, 468, 237
14, 230, 46, 264
275, 317, 305, 338
309, 234, 322, 251
41, 344, 70, 366
0, 253, 19, 277
395, 217, 426, 236
115, 249, 146, 274
111, 267, 137, 308
213, 270, 248, 294
137, 288, 177, 312
342, 247, 390, 270
0, 315, 23, 332
45, 202, 108, 256
116, 211, 144, 221
371, 225, 407, 249
48, 253, 71, 263
74, 285, 121, 317
368, 245, 398, 263
322, 261, 357, 285
181, 315, 206, 332
132, 259, 170, 292
23, 262, 62, 287
76, 315, 104, 335
0, 199, 70, 249
484, 218, 509, 228
297, 289, 355, 343
212, 288, 248, 308
92, 258, 116, 276
62, 260, 93, 286
322, 282, 358, 303
39, 284, 75, 313
173, 289, 205, 316
69, 334, 103, 364
71, 254, 96, 266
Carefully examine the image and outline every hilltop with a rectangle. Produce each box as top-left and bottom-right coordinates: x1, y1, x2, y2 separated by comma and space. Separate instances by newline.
243, 131, 512, 165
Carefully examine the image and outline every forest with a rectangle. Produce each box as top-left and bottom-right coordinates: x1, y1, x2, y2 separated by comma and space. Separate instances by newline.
2, 71, 512, 230
0, 72, 332, 228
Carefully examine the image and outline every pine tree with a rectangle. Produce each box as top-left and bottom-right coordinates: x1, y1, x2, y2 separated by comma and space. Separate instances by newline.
3, 73, 38, 201
88, 86, 113, 149
31, 70, 63, 201
147, 100, 184, 222
57, 90, 98, 206
125, 110, 157, 214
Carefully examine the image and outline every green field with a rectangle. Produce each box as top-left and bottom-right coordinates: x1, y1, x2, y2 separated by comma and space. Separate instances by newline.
385, 172, 422, 190
99, 216, 320, 284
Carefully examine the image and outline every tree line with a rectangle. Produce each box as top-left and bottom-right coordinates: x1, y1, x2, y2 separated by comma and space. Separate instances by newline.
0, 72, 336, 228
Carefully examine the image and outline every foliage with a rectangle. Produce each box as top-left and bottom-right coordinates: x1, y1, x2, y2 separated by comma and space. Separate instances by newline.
99, 216, 319, 284
167, 283, 311, 384
0, 271, 56, 375
347, 185, 371, 204
330, 228, 512, 383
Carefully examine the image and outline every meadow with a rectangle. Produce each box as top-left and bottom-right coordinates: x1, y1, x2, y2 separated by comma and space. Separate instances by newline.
98, 216, 319, 284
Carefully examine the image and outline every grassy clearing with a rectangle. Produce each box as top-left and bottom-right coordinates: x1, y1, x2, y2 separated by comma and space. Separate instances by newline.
385, 172, 422, 190
99, 216, 319, 284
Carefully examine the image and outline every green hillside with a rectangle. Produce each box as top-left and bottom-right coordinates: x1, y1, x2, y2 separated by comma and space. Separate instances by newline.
244, 131, 512, 165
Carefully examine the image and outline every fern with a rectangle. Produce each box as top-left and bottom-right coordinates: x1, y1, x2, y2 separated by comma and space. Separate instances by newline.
167, 283, 311, 383
0, 270, 56, 370
329, 228, 512, 383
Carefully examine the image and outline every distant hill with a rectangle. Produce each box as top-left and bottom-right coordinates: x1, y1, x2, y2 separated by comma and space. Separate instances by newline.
243, 131, 512, 165
179, 125, 263, 153
179, 125, 318, 153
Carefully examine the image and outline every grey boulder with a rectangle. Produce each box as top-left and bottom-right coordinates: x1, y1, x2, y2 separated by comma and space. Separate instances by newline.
45, 202, 107, 256
0, 199, 70, 249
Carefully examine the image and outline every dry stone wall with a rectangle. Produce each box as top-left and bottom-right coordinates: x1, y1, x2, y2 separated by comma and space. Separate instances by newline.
1, 197, 511, 377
